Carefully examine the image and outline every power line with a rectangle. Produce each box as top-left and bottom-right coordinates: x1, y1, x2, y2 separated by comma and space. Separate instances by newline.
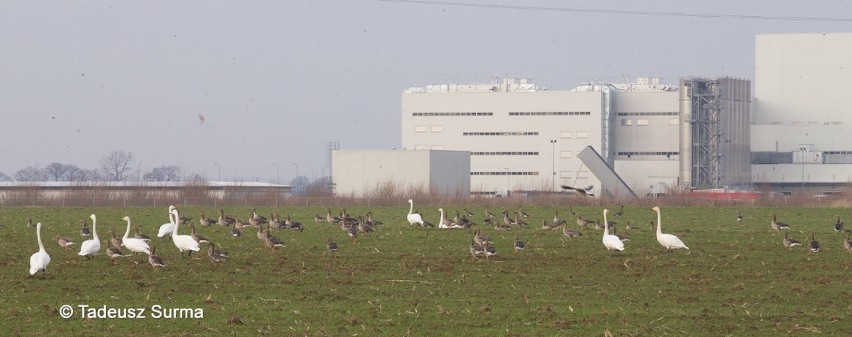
376, 0, 852, 23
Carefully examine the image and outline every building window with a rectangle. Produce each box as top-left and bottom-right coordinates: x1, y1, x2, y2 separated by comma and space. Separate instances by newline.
431, 145, 443, 150
471, 171, 540, 176
636, 119, 649, 126
560, 131, 572, 139
412, 112, 493, 116
431, 125, 443, 133
621, 119, 633, 126
415, 125, 427, 133
508, 111, 591, 116
616, 112, 678, 116
576, 131, 589, 139
472, 152, 539, 156
560, 151, 573, 158
462, 131, 539, 136
414, 145, 427, 150
669, 118, 679, 125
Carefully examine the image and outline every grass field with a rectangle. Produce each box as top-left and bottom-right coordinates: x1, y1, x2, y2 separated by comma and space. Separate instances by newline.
1, 204, 850, 336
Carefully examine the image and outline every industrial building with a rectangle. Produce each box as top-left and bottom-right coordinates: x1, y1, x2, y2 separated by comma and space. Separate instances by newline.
331, 149, 470, 197
399, 76, 751, 197
751, 32, 852, 195
332, 32, 849, 198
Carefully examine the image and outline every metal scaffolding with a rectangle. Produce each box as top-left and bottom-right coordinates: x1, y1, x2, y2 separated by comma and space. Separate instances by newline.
681, 79, 721, 189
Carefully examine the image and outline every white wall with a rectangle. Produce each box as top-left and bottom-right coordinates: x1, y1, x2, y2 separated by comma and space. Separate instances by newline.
755, 33, 852, 124
332, 149, 470, 197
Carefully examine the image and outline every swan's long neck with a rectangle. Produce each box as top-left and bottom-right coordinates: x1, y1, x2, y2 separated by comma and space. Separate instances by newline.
36, 222, 45, 253
92, 216, 98, 240
439, 209, 445, 223
408, 201, 414, 215
171, 211, 179, 243
603, 211, 609, 239
123, 219, 132, 240
655, 209, 663, 236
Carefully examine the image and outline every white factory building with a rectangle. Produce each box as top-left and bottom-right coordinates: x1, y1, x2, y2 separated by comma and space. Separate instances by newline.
332, 32, 850, 198
751, 32, 852, 195
399, 76, 750, 197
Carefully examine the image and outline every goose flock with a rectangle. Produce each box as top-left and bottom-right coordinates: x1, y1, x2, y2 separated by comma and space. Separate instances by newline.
22, 202, 852, 278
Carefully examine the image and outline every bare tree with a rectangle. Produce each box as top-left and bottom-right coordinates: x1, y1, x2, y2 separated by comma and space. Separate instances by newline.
44, 162, 79, 181
99, 150, 134, 181
0, 172, 12, 182
68, 168, 102, 182
14, 166, 47, 181
143, 165, 182, 182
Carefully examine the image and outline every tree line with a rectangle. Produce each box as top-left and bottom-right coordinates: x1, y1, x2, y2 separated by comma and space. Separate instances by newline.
0, 150, 181, 182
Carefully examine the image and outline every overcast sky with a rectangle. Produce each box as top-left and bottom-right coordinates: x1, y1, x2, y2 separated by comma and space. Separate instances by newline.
1, 1, 849, 183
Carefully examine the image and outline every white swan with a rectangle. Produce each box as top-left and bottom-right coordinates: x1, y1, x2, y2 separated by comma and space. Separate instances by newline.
157, 205, 177, 238
121, 216, 151, 255
406, 199, 424, 226
438, 208, 449, 229
29, 222, 51, 277
78, 214, 101, 259
652, 206, 689, 251
171, 208, 200, 257
602, 209, 624, 252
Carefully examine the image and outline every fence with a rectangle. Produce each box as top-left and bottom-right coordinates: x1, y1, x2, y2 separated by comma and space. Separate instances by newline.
1, 194, 849, 208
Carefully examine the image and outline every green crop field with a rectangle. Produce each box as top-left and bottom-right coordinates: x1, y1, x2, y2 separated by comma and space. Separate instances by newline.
1, 205, 850, 336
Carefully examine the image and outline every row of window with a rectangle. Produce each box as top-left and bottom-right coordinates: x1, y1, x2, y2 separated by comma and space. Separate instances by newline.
621, 118, 679, 126
471, 172, 540, 176
617, 151, 678, 156
508, 112, 591, 116
412, 112, 493, 116
412, 112, 590, 117
463, 132, 539, 136
616, 112, 678, 116
472, 152, 539, 156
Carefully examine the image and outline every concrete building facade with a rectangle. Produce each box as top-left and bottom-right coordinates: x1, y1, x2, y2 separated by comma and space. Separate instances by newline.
401, 77, 751, 196
751, 33, 852, 194
331, 149, 470, 197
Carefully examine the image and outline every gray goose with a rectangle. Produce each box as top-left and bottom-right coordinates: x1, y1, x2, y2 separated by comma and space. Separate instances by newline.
834, 216, 844, 233
469, 239, 486, 259
147, 246, 165, 269
844, 234, 852, 253
326, 237, 339, 254
783, 231, 801, 251
199, 212, 217, 227
229, 222, 242, 238
109, 230, 123, 250
218, 209, 236, 227
809, 233, 820, 253
285, 215, 304, 232
513, 235, 525, 252
562, 225, 583, 239
80, 219, 91, 237
189, 225, 210, 244
474, 228, 492, 247
105, 241, 125, 264
770, 213, 790, 232
134, 227, 151, 242
54, 235, 76, 249
207, 242, 228, 263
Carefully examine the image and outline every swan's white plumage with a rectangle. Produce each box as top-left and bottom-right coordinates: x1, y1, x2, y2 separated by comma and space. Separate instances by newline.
406, 199, 424, 226
653, 206, 689, 251
29, 222, 51, 275
171, 208, 200, 255
601, 209, 624, 251
438, 208, 448, 229
157, 205, 177, 238
121, 216, 151, 255
78, 214, 101, 258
